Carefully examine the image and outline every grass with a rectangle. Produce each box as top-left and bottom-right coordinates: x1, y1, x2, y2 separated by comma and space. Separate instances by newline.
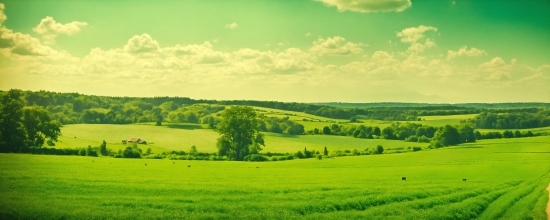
254, 106, 478, 130
58, 124, 429, 154
1, 136, 549, 219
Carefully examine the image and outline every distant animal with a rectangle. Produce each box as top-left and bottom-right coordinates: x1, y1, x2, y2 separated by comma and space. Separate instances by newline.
463, 178, 467, 181
145, 164, 147, 166
188, 165, 191, 167
402, 177, 406, 181
74, 136, 76, 138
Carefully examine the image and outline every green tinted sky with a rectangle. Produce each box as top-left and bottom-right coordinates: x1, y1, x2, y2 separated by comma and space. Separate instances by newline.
1, 0, 549, 103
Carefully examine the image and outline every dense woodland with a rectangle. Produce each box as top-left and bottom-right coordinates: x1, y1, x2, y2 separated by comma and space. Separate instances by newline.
1, 90, 550, 131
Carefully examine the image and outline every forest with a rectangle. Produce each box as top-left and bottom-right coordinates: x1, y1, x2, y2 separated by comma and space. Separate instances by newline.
2, 90, 550, 131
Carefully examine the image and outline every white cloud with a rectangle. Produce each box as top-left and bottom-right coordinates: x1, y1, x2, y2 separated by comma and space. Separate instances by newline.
309, 36, 365, 56
317, 0, 412, 13
447, 46, 487, 60
33, 16, 88, 44
397, 25, 437, 43
0, 3, 6, 25
478, 57, 516, 80
123, 34, 160, 53
225, 22, 238, 29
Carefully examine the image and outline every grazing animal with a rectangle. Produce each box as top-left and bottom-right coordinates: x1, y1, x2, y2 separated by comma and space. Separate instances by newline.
402, 177, 406, 181
463, 178, 467, 181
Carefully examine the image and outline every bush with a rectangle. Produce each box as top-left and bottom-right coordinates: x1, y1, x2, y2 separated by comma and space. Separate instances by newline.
376, 145, 384, 154
412, 146, 422, 152
113, 154, 122, 158
271, 157, 278, 161
122, 146, 141, 158
244, 154, 269, 162
316, 154, 323, 160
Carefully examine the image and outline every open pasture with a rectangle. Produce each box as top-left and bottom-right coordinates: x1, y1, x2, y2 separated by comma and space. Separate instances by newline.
59, 124, 428, 154
1, 136, 549, 219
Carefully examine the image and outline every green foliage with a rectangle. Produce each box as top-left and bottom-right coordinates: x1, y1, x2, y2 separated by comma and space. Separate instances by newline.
0, 90, 62, 153
99, 140, 108, 156
323, 146, 328, 156
465, 111, 550, 129
376, 145, 384, 154
243, 154, 268, 162
216, 106, 264, 161
122, 146, 141, 158
431, 125, 461, 148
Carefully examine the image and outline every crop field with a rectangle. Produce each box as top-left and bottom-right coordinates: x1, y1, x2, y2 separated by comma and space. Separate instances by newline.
1, 136, 549, 219
410, 114, 478, 127
58, 124, 427, 154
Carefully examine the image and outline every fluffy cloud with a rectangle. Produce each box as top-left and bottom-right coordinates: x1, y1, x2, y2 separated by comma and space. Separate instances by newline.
0, 27, 51, 56
33, 16, 88, 44
225, 22, 238, 29
317, 0, 412, 13
123, 34, 160, 53
407, 39, 436, 53
447, 46, 487, 60
478, 57, 516, 80
309, 36, 364, 56
397, 25, 437, 43
0, 4, 6, 25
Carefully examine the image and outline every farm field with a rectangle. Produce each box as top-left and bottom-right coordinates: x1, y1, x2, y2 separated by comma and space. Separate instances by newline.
1, 136, 549, 219
254, 106, 478, 130
58, 124, 428, 154
409, 114, 478, 127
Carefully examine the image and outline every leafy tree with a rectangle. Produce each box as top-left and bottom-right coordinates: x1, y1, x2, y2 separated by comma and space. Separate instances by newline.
431, 125, 461, 148
502, 130, 514, 138
0, 90, 27, 152
86, 145, 98, 157
350, 116, 357, 122
376, 145, 384, 154
323, 146, 328, 156
382, 127, 395, 139
457, 125, 476, 143
190, 145, 198, 156
322, 126, 331, 135
373, 126, 381, 136
99, 140, 108, 156
21, 106, 62, 148
216, 106, 264, 161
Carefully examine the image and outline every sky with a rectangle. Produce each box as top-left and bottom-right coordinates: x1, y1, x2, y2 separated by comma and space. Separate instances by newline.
0, 0, 549, 103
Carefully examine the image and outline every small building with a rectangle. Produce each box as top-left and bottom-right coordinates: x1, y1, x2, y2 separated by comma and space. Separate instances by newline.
128, 138, 147, 145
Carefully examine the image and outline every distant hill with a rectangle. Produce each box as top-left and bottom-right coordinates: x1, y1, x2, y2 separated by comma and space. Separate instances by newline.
313, 102, 550, 109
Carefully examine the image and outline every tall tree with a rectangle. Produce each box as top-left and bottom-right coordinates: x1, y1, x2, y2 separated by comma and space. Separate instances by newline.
99, 140, 108, 156
0, 90, 27, 152
216, 106, 264, 161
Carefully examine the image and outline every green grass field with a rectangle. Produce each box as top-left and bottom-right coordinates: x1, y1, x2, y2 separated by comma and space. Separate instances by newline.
1, 136, 549, 219
58, 124, 429, 154
254, 106, 478, 130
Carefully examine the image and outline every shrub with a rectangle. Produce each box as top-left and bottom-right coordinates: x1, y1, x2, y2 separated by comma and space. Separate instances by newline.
271, 157, 278, 161
244, 154, 268, 162
316, 154, 323, 160
376, 145, 384, 154
413, 146, 422, 152
113, 154, 122, 158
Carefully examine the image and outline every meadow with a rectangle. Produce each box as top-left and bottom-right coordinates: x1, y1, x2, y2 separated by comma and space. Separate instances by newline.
254, 106, 478, 130
58, 124, 429, 154
1, 136, 549, 219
